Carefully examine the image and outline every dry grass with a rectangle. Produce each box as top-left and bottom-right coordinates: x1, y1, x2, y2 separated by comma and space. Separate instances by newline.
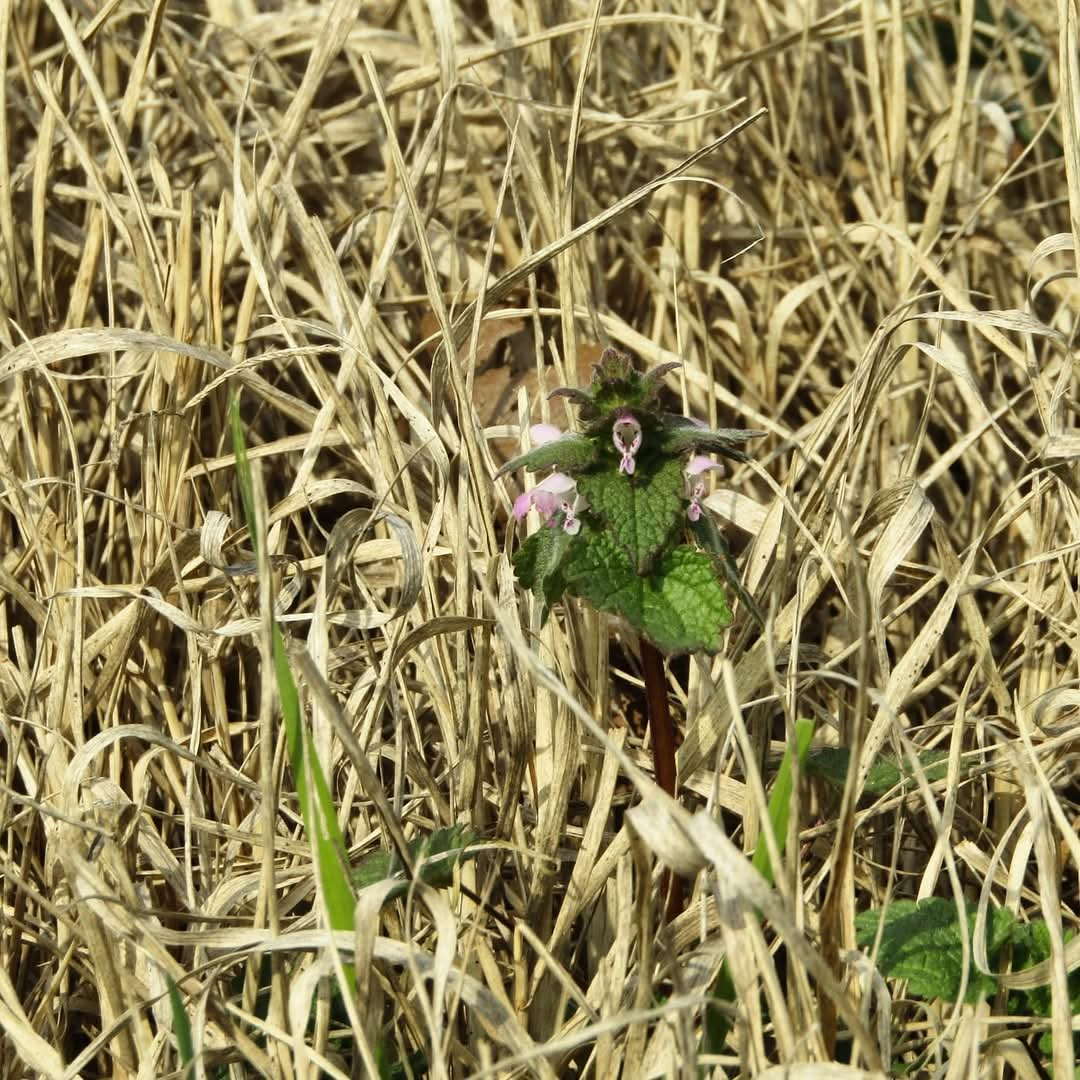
1, 0, 1079, 1076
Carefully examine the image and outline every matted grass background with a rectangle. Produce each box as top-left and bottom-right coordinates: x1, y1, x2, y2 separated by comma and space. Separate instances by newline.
0, 0, 1078, 1076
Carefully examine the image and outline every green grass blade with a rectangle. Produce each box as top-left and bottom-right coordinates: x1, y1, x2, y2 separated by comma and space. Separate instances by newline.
752, 717, 815, 886
705, 718, 816, 1057
166, 975, 195, 1076
232, 396, 355, 933
229, 396, 259, 562
703, 962, 736, 1060
272, 625, 355, 930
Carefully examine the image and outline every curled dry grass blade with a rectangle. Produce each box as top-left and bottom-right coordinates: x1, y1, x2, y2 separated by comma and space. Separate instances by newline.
1, 0, 1079, 1076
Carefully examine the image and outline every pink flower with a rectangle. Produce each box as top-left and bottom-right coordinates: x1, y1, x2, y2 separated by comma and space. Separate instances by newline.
529, 423, 563, 446
513, 472, 581, 534
560, 500, 582, 536
612, 411, 642, 475
508, 423, 583, 534
685, 454, 722, 522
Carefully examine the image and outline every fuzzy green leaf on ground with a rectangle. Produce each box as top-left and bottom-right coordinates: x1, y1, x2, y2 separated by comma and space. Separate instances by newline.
806, 746, 950, 795
353, 825, 475, 902
855, 898, 1015, 1003
1008, 920, 1080, 1059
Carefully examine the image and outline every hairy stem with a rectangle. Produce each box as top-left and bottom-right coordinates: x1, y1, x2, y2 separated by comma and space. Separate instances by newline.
640, 638, 684, 920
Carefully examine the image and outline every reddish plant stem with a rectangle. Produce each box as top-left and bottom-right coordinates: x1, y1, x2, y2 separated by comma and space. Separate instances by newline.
640, 638, 684, 921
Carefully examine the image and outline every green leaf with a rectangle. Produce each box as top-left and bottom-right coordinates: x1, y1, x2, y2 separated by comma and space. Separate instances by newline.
273, 607, 355, 937
378, 1046, 430, 1080
642, 545, 733, 652
703, 962, 736, 1056
690, 514, 764, 626
494, 433, 596, 477
232, 398, 356, 944
512, 521, 573, 615
563, 522, 645, 622
564, 524, 732, 653
230, 396, 260, 562
352, 825, 476, 902
752, 718, 816, 885
805, 746, 950, 796
547, 385, 593, 408
659, 420, 765, 461
705, 720, 816, 1058
166, 975, 195, 1075
1010, 920, 1055, 1017
1009, 922, 1080, 1025
640, 360, 683, 404
554, 349, 677, 420
855, 898, 1015, 1003
577, 455, 685, 572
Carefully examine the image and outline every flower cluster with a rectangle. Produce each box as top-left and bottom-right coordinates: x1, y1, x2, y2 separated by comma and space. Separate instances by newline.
512, 421, 724, 530
496, 348, 761, 655
511, 425, 582, 535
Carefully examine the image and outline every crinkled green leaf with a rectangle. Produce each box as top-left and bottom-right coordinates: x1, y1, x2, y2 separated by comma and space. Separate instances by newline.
352, 825, 476, 902
855, 898, 1015, 1003
1009, 922, 1080, 1026
564, 523, 732, 653
804, 747, 857, 789
642, 546, 733, 653
1010, 920, 1054, 1017
860, 897, 1079, 1050
562, 522, 645, 622
512, 522, 573, 616
805, 746, 950, 795
659, 421, 765, 461
577, 455, 685, 572
494, 433, 596, 478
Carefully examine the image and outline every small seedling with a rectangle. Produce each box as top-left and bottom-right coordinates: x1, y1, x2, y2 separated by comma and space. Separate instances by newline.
857, 897, 1080, 1066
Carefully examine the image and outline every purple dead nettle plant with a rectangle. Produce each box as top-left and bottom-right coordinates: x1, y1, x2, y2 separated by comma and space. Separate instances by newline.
496, 348, 763, 918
